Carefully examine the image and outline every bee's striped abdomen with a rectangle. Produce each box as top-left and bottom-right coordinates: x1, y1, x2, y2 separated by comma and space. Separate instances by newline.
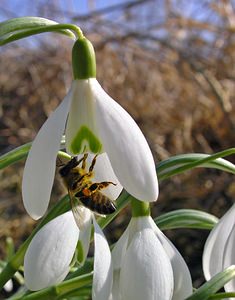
76, 189, 116, 215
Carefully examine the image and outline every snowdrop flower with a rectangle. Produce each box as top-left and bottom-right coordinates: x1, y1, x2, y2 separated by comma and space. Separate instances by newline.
22, 37, 158, 220
24, 209, 112, 298
110, 213, 192, 300
203, 204, 235, 293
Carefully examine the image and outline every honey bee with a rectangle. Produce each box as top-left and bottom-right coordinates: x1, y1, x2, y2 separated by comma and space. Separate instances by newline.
59, 153, 117, 225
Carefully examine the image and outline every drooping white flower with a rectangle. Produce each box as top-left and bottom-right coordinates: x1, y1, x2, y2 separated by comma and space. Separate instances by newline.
24, 210, 113, 298
110, 216, 192, 300
22, 37, 158, 220
24, 211, 80, 290
203, 204, 235, 294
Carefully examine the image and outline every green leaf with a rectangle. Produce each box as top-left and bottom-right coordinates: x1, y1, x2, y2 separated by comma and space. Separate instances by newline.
209, 292, 235, 299
0, 143, 31, 169
186, 266, 235, 300
155, 209, 218, 230
157, 148, 235, 180
0, 143, 70, 170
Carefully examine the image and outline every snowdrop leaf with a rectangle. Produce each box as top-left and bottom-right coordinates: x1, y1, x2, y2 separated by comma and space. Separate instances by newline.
155, 209, 218, 230
92, 79, 158, 202
157, 150, 235, 181
22, 87, 73, 219
186, 266, 235, 300
92, 217, 113, 300
0, 143, 31, 170
24, 211, 79, 291
119, 228, 173, 300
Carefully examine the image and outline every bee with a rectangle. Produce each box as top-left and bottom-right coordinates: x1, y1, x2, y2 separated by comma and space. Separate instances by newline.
59, 153, 117, 224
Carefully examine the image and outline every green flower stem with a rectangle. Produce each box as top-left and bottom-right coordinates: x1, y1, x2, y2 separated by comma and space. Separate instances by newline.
12, 273, 92, 300
0, 196, 70, 290
131, 198, 150, 217
0, 23, 83, 46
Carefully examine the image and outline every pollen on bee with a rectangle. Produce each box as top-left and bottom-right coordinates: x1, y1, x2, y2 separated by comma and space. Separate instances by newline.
83, 188, 91, 196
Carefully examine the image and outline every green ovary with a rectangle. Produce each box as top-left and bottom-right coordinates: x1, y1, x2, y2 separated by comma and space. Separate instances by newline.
70, 125, 102, 154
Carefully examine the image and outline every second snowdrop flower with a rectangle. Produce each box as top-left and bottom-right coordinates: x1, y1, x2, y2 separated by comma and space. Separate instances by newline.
203, 204, 235, 293
110, 200, 193, 300
22, 36, 158, 220
24, 210, 113, 300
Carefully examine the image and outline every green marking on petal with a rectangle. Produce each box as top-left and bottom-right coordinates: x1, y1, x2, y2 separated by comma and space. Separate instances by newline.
76, 240, 84, 264
70, 125, 102, 154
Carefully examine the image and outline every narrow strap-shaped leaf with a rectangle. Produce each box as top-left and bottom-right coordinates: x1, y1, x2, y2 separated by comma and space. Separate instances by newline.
186, 266, 235, 300
209, 292, 235, 299
155, 209, 218, 230
157, 149, 235, 180
0, 143, 31, 169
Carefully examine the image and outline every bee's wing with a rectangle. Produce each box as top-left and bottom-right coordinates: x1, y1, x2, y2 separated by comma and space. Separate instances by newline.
68, 192, 84, 229
69, 191, 90, 230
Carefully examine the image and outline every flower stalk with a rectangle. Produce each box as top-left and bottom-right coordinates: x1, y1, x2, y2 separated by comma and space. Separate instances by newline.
131, 198, 150, 217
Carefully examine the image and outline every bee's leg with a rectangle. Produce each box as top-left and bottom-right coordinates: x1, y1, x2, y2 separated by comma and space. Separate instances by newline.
89, 181, 117, 193
89, 154, 98, 172
71, 153, 88, 169
81, 153, 88, 169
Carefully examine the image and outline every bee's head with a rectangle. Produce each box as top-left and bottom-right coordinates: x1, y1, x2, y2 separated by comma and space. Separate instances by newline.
59, 157, 79, 177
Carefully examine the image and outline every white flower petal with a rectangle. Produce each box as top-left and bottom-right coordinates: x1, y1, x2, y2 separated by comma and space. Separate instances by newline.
65, 80, 102, 155
119, 228, 174, 300
203, 204, 235, 280
22, 89, 73, 219
92, 79, 158, 202
223, 223, 235, 293
76, 207, 92, 264
92, 217, 113, 300
109, 270, 121, 300
24, 211, 79, 291
76, 153, 123, 200
112, 221, 131, 270
153, 224, 192, 299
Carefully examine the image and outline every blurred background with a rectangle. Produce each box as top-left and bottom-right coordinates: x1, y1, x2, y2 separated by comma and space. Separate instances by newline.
1, 0, 235, 298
